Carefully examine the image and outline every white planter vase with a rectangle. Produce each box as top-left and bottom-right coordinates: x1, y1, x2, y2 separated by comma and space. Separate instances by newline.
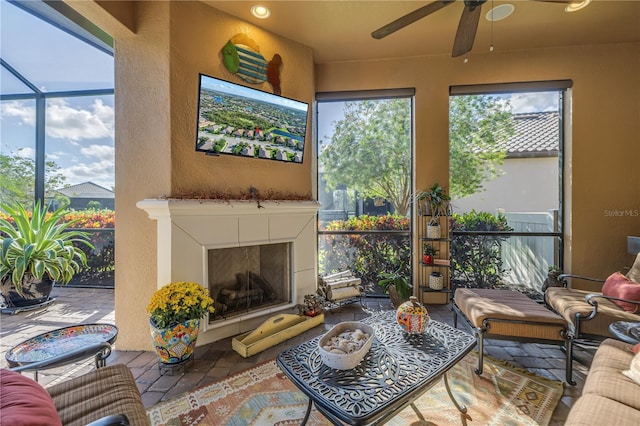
426, 223, 441, 239
429, 272, 444, 290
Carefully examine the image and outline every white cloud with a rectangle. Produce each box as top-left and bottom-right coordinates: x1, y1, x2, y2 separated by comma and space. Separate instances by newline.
46, 99, 114, 141
46, 152, 62, 160
80, 144, 114, 161
509, 92, 558, 113
0, 101, 35, 125
60, 160, 115, 186
17, 147, 35, 159
1, 98, 114, 141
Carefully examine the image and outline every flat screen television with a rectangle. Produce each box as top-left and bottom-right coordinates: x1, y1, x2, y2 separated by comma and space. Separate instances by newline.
195, 74, 309, 163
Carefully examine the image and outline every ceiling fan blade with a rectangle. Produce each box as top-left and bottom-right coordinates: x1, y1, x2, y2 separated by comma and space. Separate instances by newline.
452, 4, 483, 57
371, 0, 455, 39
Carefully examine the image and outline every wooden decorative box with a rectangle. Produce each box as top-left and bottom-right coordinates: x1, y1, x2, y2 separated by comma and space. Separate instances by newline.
232, 313, 324, 358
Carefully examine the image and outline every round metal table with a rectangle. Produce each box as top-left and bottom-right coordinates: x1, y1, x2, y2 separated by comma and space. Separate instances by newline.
5, 323, 118, 380
609, 321, 640, 345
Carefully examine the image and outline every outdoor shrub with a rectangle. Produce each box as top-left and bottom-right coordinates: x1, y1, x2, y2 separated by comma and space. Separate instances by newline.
63, 209, 115, 287
319, 214, 410, 290
450, 210, 513, 289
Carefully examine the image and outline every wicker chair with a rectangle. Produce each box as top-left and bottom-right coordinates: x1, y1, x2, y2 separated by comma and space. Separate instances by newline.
6, 343, 149, 426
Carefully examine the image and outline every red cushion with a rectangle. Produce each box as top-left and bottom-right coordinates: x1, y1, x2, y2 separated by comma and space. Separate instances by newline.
0, 369, 62, 426
602, 272, 640, 313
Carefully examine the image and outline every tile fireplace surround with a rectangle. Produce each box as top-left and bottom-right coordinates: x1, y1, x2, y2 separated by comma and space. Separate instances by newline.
137, 199, 321, 345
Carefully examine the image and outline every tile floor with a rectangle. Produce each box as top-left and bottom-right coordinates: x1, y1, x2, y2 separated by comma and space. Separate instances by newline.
0, 286, 592, 425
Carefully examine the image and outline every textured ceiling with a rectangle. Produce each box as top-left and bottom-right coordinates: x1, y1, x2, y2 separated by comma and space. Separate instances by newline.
207, 1, 640, 63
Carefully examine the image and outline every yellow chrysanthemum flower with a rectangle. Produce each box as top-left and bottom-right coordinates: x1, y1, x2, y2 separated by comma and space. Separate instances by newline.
147, 281, 215, 329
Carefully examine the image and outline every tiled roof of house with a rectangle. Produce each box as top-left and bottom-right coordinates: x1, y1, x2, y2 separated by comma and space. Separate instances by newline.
56, 182, 114, 198
502, 111, 559, 157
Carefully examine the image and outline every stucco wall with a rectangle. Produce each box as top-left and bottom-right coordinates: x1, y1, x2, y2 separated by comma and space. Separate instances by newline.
454, 157, 559, 213
70, 1, 315, 350
168, 2, 315, 197
70, 0, 639, 348
316, 42, 640, 290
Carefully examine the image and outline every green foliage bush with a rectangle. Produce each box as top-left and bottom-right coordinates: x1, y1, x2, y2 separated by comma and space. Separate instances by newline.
319, 214, 410, 290
450, 210, 513, 289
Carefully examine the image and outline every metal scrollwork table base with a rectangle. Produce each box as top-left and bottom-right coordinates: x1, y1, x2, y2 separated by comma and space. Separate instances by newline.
276, 311, 476, 425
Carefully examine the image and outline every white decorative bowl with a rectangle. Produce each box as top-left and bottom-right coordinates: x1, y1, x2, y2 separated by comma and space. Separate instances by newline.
318, 321, 374, 370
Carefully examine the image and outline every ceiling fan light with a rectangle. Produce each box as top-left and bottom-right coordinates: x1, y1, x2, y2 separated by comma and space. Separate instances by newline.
565, 0, 591, 13
485, 4, 515, 22
251, 5, 270, 19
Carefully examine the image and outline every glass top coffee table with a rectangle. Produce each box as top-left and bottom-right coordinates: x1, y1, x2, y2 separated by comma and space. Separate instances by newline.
276, 311, 475, 425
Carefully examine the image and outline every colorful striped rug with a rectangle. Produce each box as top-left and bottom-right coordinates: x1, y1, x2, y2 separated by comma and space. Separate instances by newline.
146, 352, 563, 426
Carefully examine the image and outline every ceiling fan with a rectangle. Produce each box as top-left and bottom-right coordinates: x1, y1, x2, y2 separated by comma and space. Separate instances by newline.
371, 0, 574, 58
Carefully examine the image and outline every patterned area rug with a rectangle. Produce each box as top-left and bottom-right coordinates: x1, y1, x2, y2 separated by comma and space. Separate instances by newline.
146, 353, 563, 426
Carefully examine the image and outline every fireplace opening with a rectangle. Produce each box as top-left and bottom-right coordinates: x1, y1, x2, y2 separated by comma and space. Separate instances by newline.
208, 242, 291, 322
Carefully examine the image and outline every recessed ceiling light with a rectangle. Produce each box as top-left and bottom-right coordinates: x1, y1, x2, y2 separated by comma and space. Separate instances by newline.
486, 4, 515, 22
565, 0, 591, 13
251, 5, 270, 19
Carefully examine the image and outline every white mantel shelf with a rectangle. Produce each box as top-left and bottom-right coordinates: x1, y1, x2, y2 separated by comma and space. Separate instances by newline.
137, 198, 321, 219
137, 198, 321, 345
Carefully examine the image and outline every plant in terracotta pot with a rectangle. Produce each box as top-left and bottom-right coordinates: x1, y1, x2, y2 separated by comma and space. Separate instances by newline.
378, 263, 412, 307
147, 281, 215, 364
0, 201, 94, 308
422, 244, 438, 264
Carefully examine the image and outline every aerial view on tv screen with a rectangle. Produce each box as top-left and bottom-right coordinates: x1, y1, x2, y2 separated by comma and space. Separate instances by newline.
195, 74, 309, 163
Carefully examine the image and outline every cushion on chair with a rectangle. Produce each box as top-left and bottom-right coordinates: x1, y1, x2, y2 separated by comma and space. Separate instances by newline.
583, 339, 640, 410
626, 253, 640, 283
455, 288, 566, 341
602, 272, 640, 313
545, 287, 640, 337
565, 394, 640, 426
0, 369, 63, 426
47, 364, 150, 426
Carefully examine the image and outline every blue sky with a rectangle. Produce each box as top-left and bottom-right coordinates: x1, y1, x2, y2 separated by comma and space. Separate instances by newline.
201, 74, 308, 112
0, 0, 115, 190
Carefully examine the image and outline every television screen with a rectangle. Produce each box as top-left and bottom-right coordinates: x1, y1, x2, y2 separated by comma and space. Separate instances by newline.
195, 74, 309, 163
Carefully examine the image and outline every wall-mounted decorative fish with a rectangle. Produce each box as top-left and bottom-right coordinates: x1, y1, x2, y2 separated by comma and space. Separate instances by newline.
221, 34, 282, 95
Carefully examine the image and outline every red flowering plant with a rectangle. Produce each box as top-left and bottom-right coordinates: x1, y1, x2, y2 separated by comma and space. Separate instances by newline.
319, 214, 410, 290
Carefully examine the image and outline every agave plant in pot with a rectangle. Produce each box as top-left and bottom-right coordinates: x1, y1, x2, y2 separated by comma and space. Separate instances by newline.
0, 201, 94, 308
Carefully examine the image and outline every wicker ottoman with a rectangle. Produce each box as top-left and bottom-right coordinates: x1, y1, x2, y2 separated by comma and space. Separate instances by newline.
453, 288, 575, 385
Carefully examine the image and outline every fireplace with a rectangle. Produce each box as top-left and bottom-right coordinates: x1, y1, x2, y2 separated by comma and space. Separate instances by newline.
209, 243, 291, 321
137, 199, 320, 345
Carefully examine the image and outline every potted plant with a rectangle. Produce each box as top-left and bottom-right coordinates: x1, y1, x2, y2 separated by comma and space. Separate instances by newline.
0, 201, 94, 308
423, 182, 451, 238
378, 263, 413, 307
422, 244, 438, 264
147, 281, 215, 364
542, 265, 564, 291
295, 293, 328, 317
415, 182, 451, 218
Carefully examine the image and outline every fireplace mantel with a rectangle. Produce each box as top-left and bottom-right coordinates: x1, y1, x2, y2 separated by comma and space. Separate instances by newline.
137, 198, 321, 344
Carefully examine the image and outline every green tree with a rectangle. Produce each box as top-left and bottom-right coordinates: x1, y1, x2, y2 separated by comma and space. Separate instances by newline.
449, 95, 514, 199
0, 153, 67, 206
320, 99, 411, 215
